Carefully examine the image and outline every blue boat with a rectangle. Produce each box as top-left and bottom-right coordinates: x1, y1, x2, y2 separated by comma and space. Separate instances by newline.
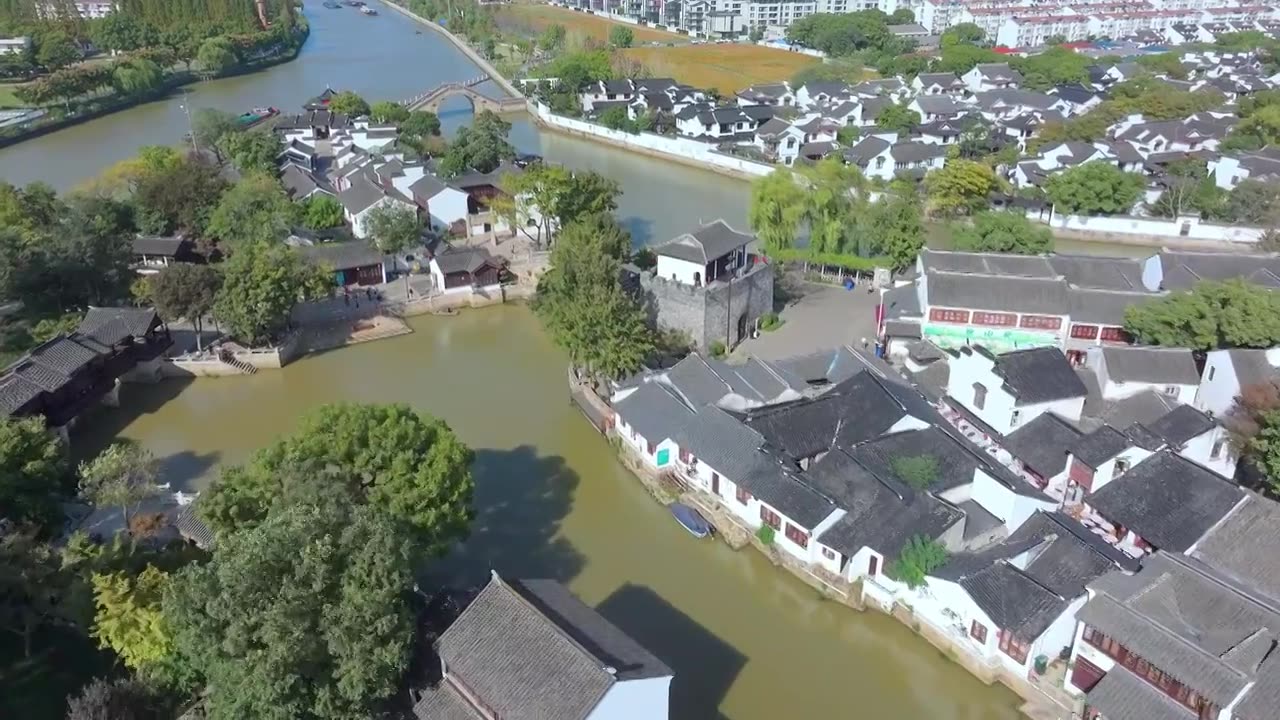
670, 502, 711, 538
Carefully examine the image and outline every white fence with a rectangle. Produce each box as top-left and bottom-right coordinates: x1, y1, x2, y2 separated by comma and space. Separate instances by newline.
530, 103, 775, 178
1033, 210, 1267, 245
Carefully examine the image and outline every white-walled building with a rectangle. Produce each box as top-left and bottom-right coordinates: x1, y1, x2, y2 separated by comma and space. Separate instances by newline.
1083, 345, 1200, 404
0, 37, 31, 55
945, 346, 1088, 435
1196, 347, 1280, 416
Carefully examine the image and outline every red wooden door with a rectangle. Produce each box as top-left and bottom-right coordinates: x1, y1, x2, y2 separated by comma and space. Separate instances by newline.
1070, 657, 1105, 692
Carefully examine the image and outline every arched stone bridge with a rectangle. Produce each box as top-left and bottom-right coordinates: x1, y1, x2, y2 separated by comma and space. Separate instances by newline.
402, 75, 527, 114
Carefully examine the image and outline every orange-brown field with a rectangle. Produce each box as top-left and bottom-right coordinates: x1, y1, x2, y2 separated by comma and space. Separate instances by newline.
622, 44, 821, 95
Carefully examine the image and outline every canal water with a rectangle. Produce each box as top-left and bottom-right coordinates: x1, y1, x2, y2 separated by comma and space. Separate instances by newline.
81, 306, 1025, 720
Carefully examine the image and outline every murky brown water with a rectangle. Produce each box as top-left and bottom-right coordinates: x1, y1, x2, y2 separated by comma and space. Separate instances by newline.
79, 306, 1024, 720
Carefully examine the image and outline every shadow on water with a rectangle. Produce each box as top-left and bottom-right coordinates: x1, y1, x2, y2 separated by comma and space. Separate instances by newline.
596, 584, 746, 720
620, 215, 656, 247
430, 444, 585, 587
68, 377, 195, 461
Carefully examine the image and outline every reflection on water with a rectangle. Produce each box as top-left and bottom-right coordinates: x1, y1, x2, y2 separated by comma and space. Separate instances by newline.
78, 306, 1024, 720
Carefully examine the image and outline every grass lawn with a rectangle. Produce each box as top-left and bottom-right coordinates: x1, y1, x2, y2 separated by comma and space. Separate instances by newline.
495, 3, 684, 44
622, 44, 820, 95
0, 83, 28, 109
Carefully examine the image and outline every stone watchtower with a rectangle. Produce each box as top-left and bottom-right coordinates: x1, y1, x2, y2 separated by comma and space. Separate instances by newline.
638, 220, 774, 351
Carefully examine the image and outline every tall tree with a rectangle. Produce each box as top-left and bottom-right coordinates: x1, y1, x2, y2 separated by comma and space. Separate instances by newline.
875, 101, 921, 133
0, 529, 66, 658
148, 264, 222, 351
862, 194, 925, 270
195, 37, 238, 76
198, 403, 474, 554
369, 100, 409, 125
205, 173, 297, 248
364, 204, 421, 295
90, 566, 172, 674
216, 130, 281, 174
924, 160, 997, 217
36, 31, 79, 70
191, 108, 240, 160
78, 441, 161, 531
608, 25, 634, 48
1124, 280, 1280, 350
163, 502, 416, 720
111, 58, 163, 97
327, 90, 370, 117
437, 110, 516, 176
213, 241, 331, 345
748, 168, 806, 255
133, 157, 227, 236
302, 194, 345, 230
0, 417, 68, 530
1045, 161, 1144, 215
953, 211, 1053, 254
535, 216, 653, 378
491, 165, 620, 247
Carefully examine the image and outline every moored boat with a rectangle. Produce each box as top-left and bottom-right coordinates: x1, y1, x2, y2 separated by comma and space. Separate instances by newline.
360, 5, 376, 14
236, 106, 278, 128
322, 1, 342, 8
670, 502, 711, 538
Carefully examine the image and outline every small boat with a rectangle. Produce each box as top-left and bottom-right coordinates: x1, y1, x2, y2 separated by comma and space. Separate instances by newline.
670, 502, 711, 538
322, 1, 342, 8
236, 106, 278, 127
360, 5, 377, 14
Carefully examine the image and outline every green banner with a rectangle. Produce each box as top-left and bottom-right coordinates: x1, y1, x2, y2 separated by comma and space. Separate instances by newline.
922, 324, 1059, 351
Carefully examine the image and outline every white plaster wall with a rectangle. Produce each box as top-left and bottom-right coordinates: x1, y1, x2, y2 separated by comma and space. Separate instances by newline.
1102, 379, 1196, 404
615, 416, 679, 470
971, 470, 1055, 534
586, 677, 672, 720
1195, 350, 1243, 416
1179, 428, 1236, 480
909, 578, 1000, 661
425, 187, 471, 229
1064, 613, 1116, 696
656, 255, 706, 287
1087, 446, 1153, 495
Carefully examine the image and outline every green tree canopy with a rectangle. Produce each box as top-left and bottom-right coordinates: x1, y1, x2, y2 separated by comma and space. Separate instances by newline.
940, 22, 985, 46
327, 90, 370, 117
191, 108, 240, 160
78, 441, 161, 531
953, 211, 1053, 254
609, 25, 634, 48
369, 100, 410, 124
862, 194, 925, 270
195, 37, 238, 75
0, 416, 68, 529
163, 501, 415, 720
491, 164, 620, 248
1124, 280, 1280, 350
748, 168, 807, 255
216, 130, 281, 175
886, 535, 949, 589
111, 57, 163, 96
206, 173, 298, 248
36, 31, 79, 70
438, 110, 516, 176
538, 23, 566, 52
302, 194, 345, 230
198, 403, 475, 554
213, 240, 331, 345
876, 101, 921, 133
1045, 161, 1144, 215
91, 565, 172, 674
399, 110, 441, 143
133, 157, 227, 236
924, 159, 997, 217
534, 216, 653, 378
1011, 46, 1089, 90
148, 263, 222, 351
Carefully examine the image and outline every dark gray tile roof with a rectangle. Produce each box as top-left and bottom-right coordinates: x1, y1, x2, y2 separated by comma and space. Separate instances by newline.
1067, 288, 1153, 326
1228, 349, 1277, 388
1095, 389, 1178, 429
1190, 494, 1280, 602
1145, 404, 1216, 446
412, 680, 482, 720
173, 504, 214, 549
920, 249, 1056, 278
989, 347, 1088, 405
613, 382, 694, 443
847, 426, 982, 492
0, 373, 44, 415
738, 371, 935, 461
1080, 551, 1280, 710
960, 562, 1067, 642
132, 235, 188, 257
663, 354, 799, 409
1085, 664, 1196, 720
280, 164, 326, 199
671, 406, 766, 482
1070, 425, 1134, 468
1085, 451, 1244, 552
26, 335, 103, 375
974, 63, 1021, 81
1002, 412, 1082, 478
1101, 346, 1199, 385
434, 247, 498, 275
1156, 250, 1280, 290
890, 141, 946, 163
337, 171, 389, 215
1046, 255, 1144, 290
735, 454, 835, 528
297, 241, 384, 271
926, 270, 1068, 315
79, 307, 160, 346
435, 573, 668, 720
654, 220, 754, 264
844, 135, 890, 165
809, 449, 963, 558
771, 346, 876, 387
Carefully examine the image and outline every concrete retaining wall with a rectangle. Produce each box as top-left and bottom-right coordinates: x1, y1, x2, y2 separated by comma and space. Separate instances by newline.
1038, 211, 1267, 244
377, 0, 523, 98
530, 103, 773, 179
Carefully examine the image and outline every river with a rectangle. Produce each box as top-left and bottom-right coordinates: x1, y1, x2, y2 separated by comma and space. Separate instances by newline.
15, 8, 1041, 718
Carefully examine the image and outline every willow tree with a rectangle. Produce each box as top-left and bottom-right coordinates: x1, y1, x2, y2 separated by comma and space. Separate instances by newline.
747, 168, 806, 256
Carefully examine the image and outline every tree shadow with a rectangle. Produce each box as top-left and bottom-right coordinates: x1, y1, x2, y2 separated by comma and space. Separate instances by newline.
620, 215, 656, 247
427, 445, 585, 588
596, 584, 746, 720
773, 269, 808, 312
68, 377, 195, 462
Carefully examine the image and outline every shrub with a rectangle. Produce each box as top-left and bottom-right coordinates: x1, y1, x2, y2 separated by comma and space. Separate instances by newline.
890, 455, 939, 489
885, 535, 949, 589
760, 312, 782, 331
709, 340, 727, 358
756, 525, 776, 545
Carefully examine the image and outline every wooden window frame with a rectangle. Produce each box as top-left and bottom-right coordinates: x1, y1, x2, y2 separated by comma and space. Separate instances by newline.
760, 506, 781, 530
784, 523, 809, 548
